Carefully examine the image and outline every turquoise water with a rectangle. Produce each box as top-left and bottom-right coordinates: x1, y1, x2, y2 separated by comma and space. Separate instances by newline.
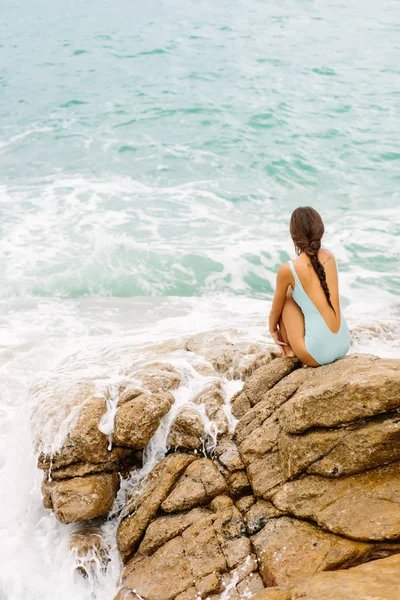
1, 0, 400, 300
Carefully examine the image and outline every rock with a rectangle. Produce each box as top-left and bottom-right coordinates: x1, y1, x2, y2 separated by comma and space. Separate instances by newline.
236, 572, 265, 596
244, 500, 283, 535
69, 525, 110, 577
231, 391, 252, 419
231, 343, 273, 380
185, 332, 238, 374
117, 453, 196, 562
161, 458, 228, 512
121, 536, 194, 600
272, 461, 400, 540
226, 471, 251, 497
235, 495, 255, 514
138, 507, 211, 556
215, 437, 245, 472
192, 382, 228, 434
37, 396, 110, 470
117, 493, 261, 600
246, 451, 285, 499
182, 514, 227, 578
167, 408, 205, 450
235, 367, 313, 444
49, 473, 119, 523
252, 553, 400, 600
278, 355, 400, 434
113, 391, 174, 448
124, 362, 182, 396
41, 447, 138, 480
240, 358, 301, 407
307, 415, 400, 477
196, 572, 222, 595
252, 517, 371, 587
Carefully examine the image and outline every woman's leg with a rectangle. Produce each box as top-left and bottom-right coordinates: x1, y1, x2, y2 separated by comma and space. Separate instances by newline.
278, 317, 295, 357
281, 290, 320, 367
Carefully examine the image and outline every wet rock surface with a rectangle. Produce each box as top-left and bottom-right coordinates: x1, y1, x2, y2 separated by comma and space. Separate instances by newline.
32, 336, 400, 599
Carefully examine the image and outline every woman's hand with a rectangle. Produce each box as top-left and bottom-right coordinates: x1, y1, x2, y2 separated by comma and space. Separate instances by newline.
271, 329, 287, 356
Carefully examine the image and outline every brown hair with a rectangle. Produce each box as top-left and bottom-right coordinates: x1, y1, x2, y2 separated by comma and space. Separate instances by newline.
290, 206, 334, 311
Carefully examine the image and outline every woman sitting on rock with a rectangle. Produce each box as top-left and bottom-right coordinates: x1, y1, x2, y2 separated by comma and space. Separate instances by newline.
269, 206, 350, 367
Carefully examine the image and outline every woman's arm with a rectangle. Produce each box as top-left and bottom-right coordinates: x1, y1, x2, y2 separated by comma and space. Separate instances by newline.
268, 263, 291, 334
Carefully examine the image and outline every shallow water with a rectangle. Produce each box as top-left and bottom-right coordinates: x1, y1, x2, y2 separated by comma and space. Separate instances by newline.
1, 0, 400, 598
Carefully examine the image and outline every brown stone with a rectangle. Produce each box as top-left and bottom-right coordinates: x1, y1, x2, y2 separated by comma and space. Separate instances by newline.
278, 427, 352, 480
245, 500, 283, 535
161, 458, 227, 513
41, 478, 53, 509
192, 383, 228, 436
49, 473, 119, 523
195, 572, 221, 595
113, 391, 174, 448
252, 553, 400, 600
246, 452, 285, 499
231, 391, 251, 419
174, 588, 198, 600
44, 447, 138, 480
307, 415, 400, 477
236, 572, 265, 596
185, 332, 238, 374
272, 462, 400, 540
215, 437, 244, 472
241, 358, 301, 407
69, 525, 110, 576
37, 396, 110, 470
278, 355, 400, 434
121, 536, 193, 600
235, 367, 313, 444
124, 362, 181, 396
252, 517, 371, 587
235, 495, 255, 514
167, 408, 205, 450
138, 507, 210, 556
182, 514, 227, 578
238, 414, 281, 466
231, 343, 274, 380
227, 471, 251, 497
117, 454, 196, 562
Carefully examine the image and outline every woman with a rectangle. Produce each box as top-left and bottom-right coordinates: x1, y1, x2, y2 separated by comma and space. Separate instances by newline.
268, 206, 350, 367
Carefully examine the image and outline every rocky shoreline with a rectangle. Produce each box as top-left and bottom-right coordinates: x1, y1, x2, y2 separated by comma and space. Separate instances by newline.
32, 331, 400, 599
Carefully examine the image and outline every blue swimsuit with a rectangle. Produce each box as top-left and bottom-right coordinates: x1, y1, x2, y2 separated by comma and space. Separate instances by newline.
288, 260, 350, 366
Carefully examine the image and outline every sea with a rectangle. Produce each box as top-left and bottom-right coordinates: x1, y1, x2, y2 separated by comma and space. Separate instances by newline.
0, 1, 399, 598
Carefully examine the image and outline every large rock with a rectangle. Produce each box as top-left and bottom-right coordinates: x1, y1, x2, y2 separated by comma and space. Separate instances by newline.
161, 458, 228, 512
252, 517, 371, 586
113, 391, 174, 448
32, 336, 400, 600
118, 536, 194, 600
278, 355, 400, 433
117, 453, 196, 562
167, 382, 229, 450
272, 462, 400, 540
167, 408, 205, 450
117, 494, 263, 600
253, 553, 400, 600
47, 473, 119, 523
121, 362, 182, 398
37, 396, 110, 470
69, 525, 110, 577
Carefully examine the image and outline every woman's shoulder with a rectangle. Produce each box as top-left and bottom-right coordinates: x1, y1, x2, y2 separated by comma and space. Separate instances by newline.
320, 248, 336, 266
